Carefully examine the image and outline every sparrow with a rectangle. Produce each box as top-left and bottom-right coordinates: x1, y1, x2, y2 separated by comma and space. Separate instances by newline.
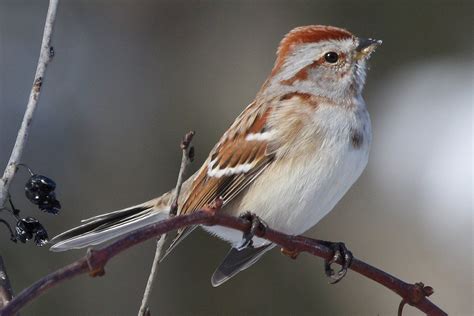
50, 25, 381, 287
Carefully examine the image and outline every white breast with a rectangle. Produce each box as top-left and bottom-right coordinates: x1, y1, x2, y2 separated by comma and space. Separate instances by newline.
204, 101, 371, 247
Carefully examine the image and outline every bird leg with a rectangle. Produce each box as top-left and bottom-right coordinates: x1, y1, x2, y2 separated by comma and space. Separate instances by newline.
237, 212, 267, 250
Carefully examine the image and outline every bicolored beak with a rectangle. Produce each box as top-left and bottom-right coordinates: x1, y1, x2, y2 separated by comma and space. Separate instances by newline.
355, 38, 382, 60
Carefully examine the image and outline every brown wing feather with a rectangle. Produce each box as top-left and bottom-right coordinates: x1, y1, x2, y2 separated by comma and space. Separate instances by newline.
180, 102, 273, 215
161, 102, 274, 258
180, 137, 272, 213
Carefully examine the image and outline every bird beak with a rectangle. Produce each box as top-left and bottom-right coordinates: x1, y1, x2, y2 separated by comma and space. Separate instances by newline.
355, 38, 382, 60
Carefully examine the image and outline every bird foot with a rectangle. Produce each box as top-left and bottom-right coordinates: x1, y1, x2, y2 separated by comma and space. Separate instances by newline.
320, 241, 353, 284
237, 212, 267, 250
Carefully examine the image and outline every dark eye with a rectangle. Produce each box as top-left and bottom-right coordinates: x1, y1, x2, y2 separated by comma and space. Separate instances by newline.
324, 52, 339, 63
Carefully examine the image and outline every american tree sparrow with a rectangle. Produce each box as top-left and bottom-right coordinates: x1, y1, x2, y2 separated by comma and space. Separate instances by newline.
51, 25, 381, 286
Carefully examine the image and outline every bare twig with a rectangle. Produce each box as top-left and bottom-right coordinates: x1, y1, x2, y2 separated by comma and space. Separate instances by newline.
0, 2, 58, 312
138, 131, 195, 316
0, 257, 13, 309
137, 235, 165, 316
170, 131, 195, 216
0, 0, 59, 209
0, 211, 447, 316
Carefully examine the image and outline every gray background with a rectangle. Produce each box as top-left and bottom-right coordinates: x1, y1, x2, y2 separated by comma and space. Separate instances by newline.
0, 0, 472, 315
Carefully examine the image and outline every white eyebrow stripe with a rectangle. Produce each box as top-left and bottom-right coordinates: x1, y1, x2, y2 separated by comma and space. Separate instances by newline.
245, 131, 273, 141
207, 163, 254, 178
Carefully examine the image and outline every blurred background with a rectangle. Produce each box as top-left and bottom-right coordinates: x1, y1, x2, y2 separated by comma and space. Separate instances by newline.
0, 0, 472, 315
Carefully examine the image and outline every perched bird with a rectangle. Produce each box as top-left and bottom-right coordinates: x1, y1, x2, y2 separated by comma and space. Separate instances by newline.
51, 25, 381, 287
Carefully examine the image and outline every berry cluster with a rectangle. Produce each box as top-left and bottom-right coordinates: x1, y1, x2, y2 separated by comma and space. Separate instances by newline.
25, 174, 61, 214
15, 217, 49, 246
1, 165, 61, 246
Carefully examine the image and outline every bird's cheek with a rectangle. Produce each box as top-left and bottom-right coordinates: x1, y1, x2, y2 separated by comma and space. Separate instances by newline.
337, 69, 347, 79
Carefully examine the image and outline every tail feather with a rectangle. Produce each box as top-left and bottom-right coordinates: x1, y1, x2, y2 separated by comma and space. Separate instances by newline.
49, 202, 168, 252
50, 174, 198, 253
78, 197, 161, 224
211, 244, 274, 287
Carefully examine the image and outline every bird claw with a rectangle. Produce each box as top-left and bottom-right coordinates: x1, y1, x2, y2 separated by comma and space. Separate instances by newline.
323, 241, 353, 284
237, 212, 267, 250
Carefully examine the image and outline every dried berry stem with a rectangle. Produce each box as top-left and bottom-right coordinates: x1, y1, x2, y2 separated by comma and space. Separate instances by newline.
0, 1, 59, 311
0, 0, 59, 209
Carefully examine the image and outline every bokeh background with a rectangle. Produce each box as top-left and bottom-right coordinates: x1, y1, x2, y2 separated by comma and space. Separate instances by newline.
0, 0, 472, 315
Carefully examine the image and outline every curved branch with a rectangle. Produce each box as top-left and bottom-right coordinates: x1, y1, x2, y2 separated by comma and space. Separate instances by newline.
0, 0, 59, 208
0, 211, 446, 316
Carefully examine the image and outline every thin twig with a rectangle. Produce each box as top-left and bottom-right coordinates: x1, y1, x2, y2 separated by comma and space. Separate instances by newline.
0, 211, 447, 316
0, 2, 58, 312
0, 0, 59, 209
138, 131, 195, 316
137, 235, 165, 316
170, 131, 194, 216
0, 256, 13, 309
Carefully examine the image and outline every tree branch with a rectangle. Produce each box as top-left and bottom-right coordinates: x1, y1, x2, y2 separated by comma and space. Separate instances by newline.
0, 211, 447, 316
0, 0, 59, 209
137, 131, 194, 316
0, 256, 13, 310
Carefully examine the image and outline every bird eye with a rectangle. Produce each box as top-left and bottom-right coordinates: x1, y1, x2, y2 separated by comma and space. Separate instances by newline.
324, 52, 339, 63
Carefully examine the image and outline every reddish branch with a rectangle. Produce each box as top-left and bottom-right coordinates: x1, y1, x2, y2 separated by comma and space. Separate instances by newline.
0, 211, 446, 316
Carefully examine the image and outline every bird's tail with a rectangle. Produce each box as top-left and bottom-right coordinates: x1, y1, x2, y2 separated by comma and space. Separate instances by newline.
49, 198, 169, 252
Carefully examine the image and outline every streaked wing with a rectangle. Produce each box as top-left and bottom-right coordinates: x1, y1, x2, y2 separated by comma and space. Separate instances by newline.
162, 102, 274, 257
181, 102, 273, 214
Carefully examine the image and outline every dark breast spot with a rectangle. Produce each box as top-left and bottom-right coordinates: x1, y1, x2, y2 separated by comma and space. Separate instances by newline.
350, 130, 364, 149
